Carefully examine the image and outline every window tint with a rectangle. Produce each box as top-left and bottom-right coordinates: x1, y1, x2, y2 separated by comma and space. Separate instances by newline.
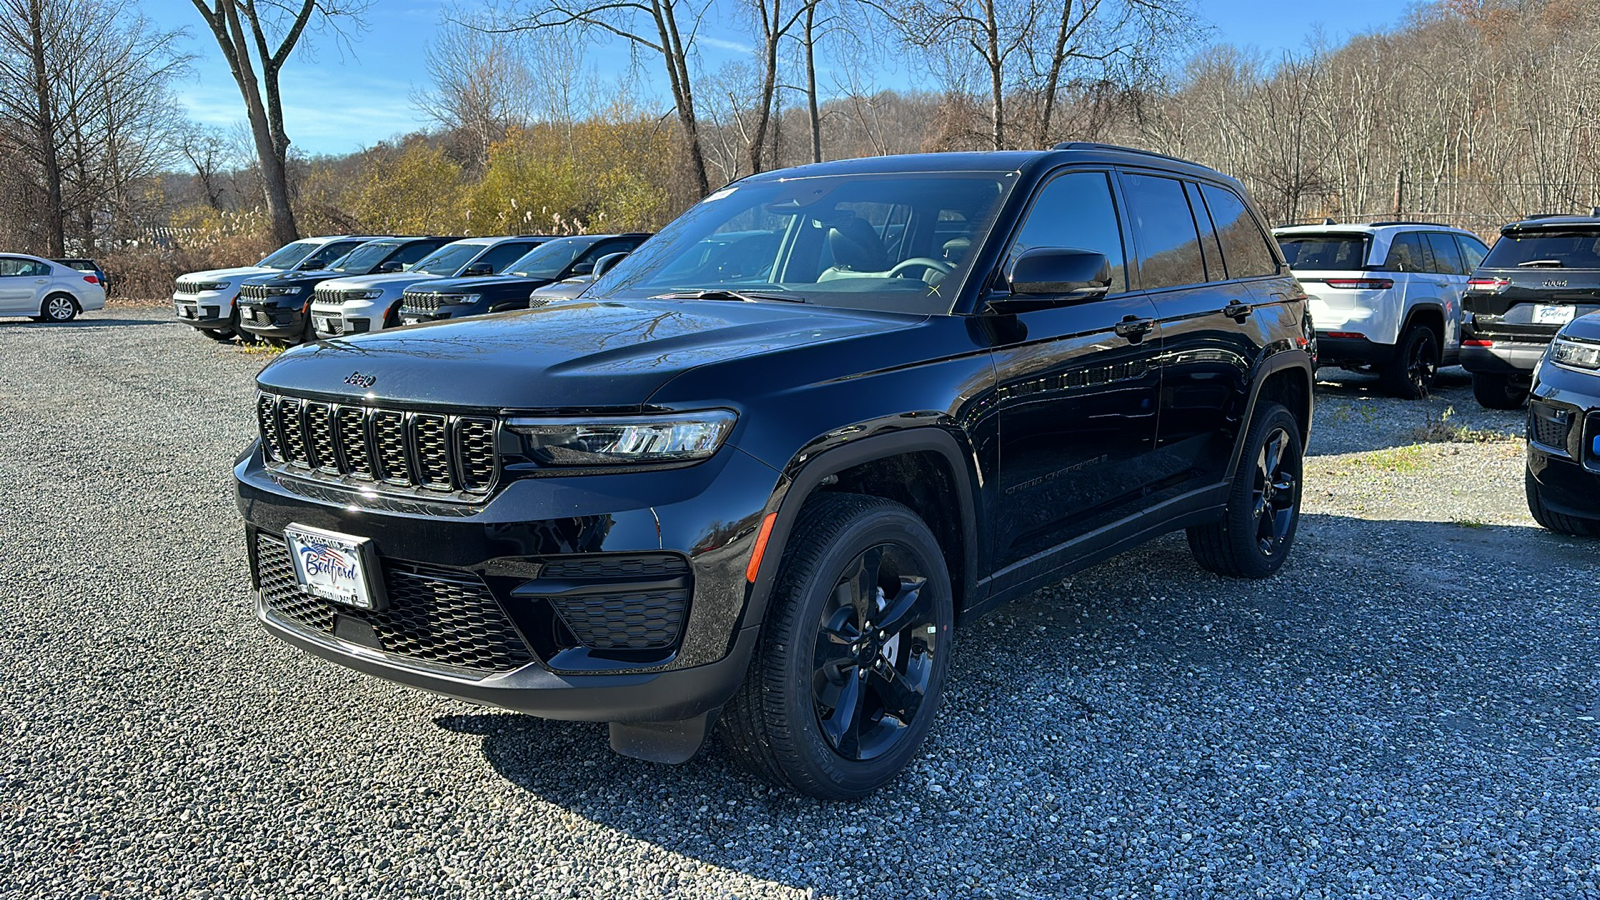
1276, 233, 1369, 270
1121, 173, 1205, 290
1425, 233, 1467, 276
1456, 235, 1489, 271
1007, 171, 1128, 293
478, 241, 540, 273
1185, 182, 1226, 282
1198, 184, 1279, 278
1481, 231, 1600, 269
302, 240, 364, 269
1382, 233, 1431, 272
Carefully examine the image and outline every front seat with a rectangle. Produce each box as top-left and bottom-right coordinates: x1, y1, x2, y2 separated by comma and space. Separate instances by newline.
819, 215, 891, 280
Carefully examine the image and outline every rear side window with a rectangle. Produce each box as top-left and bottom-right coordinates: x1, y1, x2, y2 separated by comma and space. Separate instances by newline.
1276, 233, 1369, 270
1008, 171, 1129, 293
1121, 172, 1205, 290
1425, 233, 1467, 276
1482, 231, 1600, 269
1198, 184, 1279, 278
1185, 182, 1227, 282
1457, 235, 1489, 271
1381, 233, 1432, 272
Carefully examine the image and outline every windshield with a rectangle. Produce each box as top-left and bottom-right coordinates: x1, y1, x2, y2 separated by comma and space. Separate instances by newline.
599, 172, 1015, 313
331, 240, 400, 273
1276, 233, 1370, 270
1483, 230, 1600, 269
257, 240, 321, 270
507, 237, 595, 278
412, 242, 484, 276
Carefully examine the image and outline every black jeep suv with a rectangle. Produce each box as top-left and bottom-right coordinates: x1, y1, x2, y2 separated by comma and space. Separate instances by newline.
236, 145, 1313, 799
1526, 311, 1600, 534
399, 233, 651, 324
238, 237, 452, 346
1462, 215, 1600, 409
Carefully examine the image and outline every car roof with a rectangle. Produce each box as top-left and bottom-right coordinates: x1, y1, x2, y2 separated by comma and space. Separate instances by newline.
1273, 222, 1477, 237
736, 143, 1248, 192
1503, 215, 1600, 233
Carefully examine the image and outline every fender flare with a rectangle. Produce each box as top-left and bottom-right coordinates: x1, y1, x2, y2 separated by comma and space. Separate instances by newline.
1228, 349, 1315, 476
1399, 302, 1446, 338
740, 426, 983, 629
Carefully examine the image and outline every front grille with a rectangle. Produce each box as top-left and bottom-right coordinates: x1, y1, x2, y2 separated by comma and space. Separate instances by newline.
257, 392, 498, 498
313, 287, 371, 306
1530, 402, 1572, 451
240, 284, 273, 301
256, 534, 533, 674
525, 554, 691, 652
402, 292, 455, 313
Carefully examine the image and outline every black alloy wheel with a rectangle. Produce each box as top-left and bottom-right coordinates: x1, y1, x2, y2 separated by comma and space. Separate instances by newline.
1383, 325, 1438, 399
1188, 401, 1304, 578
721, 493, 953, 800
810, 544, 938, 761
1472, 372, 1530, 410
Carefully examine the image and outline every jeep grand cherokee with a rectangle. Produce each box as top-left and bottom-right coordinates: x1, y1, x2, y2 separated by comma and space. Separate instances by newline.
236, 145, 1314, 799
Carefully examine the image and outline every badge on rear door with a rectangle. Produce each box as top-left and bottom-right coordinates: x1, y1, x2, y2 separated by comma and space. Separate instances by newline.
284, 524, 387, 611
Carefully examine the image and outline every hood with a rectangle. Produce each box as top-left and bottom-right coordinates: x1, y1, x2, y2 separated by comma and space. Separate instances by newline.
1561, 311, 1600, 342
181, 265, 271, 283
409, 274, 549, 294
530, 278, 593, 301
316, 272, 442, 291
256, 298, 916, 410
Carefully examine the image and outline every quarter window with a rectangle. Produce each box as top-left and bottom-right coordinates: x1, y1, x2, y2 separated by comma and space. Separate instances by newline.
1008, 171, 1128, 293
1456, 234, 1489, 271
1425, 233, 1467, 276
1121, 172, 1205, 290
1198, 184, 1279, 278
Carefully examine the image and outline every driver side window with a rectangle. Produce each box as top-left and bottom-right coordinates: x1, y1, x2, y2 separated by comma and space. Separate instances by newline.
1007, 172, 1128, 293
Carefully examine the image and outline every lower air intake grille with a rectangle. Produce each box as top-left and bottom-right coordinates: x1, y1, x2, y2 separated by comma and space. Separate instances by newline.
1530, 403, 1572, 451
256, 534, 534, 674
529, 554, 692, 651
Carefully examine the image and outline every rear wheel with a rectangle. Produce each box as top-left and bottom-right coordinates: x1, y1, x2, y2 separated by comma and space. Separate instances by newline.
40, 293, 78, 323
1525, 468, 1598, 536
1381, 323, 1439, 399
721, 493, 953, 800
1472, 372, 1529, 410
1188, 402, 1304, 579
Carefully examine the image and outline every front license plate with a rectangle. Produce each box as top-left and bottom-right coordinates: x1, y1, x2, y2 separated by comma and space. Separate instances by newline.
313, 316, 331, 331
284, 524, 386, 611
1534, 304, 1576, 325
401, 315, 420, 325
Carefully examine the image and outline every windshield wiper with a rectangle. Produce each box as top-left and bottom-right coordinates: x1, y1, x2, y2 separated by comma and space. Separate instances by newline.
1518, 259, 1565, 267
650, 289, 805, 303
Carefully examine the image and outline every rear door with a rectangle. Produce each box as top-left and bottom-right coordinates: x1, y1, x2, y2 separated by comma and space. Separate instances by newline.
1423, 232, 1470, 350
0, 257, 48, 313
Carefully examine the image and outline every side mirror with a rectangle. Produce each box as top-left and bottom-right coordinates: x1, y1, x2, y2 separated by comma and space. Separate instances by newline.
1000, 248, 1112, 303
463, 262, 493, 277
569, 261, 595, 276
591, 252, 629, 277
376, 260, 403, 273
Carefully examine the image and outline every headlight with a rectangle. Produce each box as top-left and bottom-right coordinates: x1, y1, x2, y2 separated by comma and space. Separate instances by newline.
197, 281, 231, 292
506, 410, 737, 466
1551, 335, 1600, 370
357, 289, 384, 300
265, 285, 303, 296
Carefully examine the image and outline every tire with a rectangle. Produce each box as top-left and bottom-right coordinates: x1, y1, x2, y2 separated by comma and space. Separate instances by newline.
720, 493, 953, 800
201, 327, 237, 343
40, 293, 77, 323
1472, 372, 1529, 410
1525, 468, 1597, 536
1380, 323, 1439, 399
1187, 402, 1304, 579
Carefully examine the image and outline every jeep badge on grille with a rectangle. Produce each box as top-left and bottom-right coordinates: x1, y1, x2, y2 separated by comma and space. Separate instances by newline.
344, 371, 377, 388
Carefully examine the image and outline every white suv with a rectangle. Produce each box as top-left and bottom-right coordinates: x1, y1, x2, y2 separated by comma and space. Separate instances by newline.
1275, 222, 1490, 398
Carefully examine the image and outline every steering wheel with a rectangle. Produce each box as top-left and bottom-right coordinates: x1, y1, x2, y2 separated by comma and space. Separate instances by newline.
886, 257, 955, 279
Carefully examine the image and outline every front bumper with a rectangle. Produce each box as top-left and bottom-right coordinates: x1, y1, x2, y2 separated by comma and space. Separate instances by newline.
173, 292, 236, 329
1527, 364, 1600, 520
309, 299, 384, 337
235, 442, 782, 722
238, 300, 309, 339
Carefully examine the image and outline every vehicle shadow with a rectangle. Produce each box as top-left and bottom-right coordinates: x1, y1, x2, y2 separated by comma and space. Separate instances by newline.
434, 514, 1600, 897
0, 317, 170, 329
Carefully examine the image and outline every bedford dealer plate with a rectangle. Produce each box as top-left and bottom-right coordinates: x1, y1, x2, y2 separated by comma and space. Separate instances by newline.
284, 524, 386, 611
1534, 304, 1577, 325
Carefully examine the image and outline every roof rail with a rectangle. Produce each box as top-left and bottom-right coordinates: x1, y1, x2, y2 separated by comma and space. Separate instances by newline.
1366, 220, 1444, 227
1051, 141, 1192, 165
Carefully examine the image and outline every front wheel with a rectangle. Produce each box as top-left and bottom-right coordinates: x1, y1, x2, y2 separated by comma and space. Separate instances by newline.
1472, 372, 1529, 410
720, 493, 953, 800
1188, 402, 1304, 579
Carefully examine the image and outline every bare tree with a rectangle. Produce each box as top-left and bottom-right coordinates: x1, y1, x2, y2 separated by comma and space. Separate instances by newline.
509, 0, 715, 197
416, 8, 540, 170
187, 0, 370, 245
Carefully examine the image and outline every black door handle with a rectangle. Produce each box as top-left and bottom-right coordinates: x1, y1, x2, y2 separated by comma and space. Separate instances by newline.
1114, 316, 1154, 342
1223, 300, 1253, 322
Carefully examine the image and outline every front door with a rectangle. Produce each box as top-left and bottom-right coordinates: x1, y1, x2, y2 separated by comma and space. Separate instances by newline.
989, 169, 1163, 577
0, 257, 44, 313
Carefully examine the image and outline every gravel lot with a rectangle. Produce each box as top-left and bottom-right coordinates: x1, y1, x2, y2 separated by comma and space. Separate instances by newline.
3, 307, 1598, 899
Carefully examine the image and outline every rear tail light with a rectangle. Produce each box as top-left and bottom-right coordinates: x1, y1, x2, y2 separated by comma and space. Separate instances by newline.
1467, 277, 1510, 293
82, 274, 99, 285
1323, 278, 1394, 290
1325, 332, 1365, 339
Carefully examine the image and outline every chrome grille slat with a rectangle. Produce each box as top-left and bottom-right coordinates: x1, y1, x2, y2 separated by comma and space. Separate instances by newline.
255, 391, 499, 500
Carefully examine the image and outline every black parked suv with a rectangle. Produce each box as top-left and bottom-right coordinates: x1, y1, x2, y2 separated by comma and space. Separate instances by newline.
236, 145, 1313, 798
1526, 311, 1600, 534
1462, 215, 1600, 408
238, 237, 452, 346
399, 233, 651, 324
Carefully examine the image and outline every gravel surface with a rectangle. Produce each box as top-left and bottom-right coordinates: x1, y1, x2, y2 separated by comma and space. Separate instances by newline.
2, 308, 1598, 899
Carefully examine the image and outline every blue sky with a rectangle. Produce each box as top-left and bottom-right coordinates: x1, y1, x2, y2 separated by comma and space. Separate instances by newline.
143, 0, 1413, 157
